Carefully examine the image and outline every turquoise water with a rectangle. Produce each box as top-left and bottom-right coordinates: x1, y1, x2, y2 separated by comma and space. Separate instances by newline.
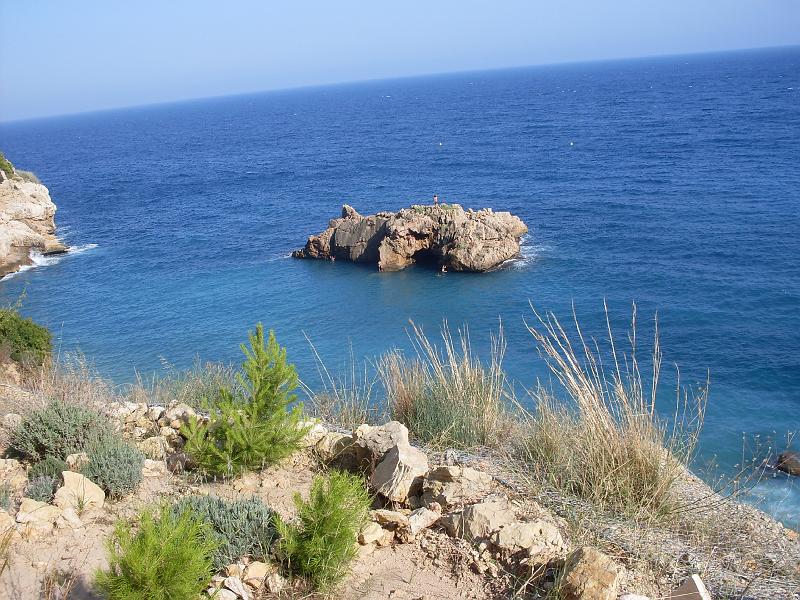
1, 47, 798, 523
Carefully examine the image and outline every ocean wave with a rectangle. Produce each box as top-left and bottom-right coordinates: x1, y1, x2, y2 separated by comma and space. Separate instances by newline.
1, 243, 98, 281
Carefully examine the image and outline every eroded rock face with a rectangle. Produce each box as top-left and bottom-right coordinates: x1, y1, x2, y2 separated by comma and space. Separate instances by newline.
0, 174, 66, 277
293, 203, 528, 272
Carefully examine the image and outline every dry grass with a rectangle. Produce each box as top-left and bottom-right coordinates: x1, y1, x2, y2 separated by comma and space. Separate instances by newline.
517, 302, 708, 521
301, 336, 383, 430
378, 321, 515, 450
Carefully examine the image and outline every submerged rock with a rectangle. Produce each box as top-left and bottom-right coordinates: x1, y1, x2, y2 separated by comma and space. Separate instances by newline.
776, 451, 800, 476
293, 203, 528, 272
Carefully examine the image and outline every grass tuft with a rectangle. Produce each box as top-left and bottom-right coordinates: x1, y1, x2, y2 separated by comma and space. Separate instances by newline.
379, 321, 513, 449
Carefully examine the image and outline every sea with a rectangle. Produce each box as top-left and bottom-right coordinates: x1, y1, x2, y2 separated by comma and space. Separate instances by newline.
1, 46, 798, 525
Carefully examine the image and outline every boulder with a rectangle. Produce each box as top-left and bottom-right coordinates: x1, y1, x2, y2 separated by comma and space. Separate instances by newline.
359, 521, 387, 545
53, 471, 105, 511
299, 421, 328, 448
491, 519, 567, 563
146, 405, 165, 422
0, 510, 18, 534
142, 459, 168, 478
293, 203, 528, 272
370, 444, 429, 503
164, 403, 196, 424
316, 431, 360, 469
667, 575, 711, 600
407, 504, 442, 535
370, 509, 409, 528
243, 561, 270, 588
560, 546, 623, 600
224, 575, 250, 600
421, 465, 493, 508
354, 421, 410, 462
776, 451, 800, 476
16, 497, 62, 526
441, 499, 516, 543
65, 452, 90, 471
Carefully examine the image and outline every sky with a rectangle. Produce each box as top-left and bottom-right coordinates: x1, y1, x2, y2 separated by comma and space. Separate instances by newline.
1, 0, 799, 122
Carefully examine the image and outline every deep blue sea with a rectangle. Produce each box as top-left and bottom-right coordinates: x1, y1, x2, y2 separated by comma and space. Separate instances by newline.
1, 47, 798, 524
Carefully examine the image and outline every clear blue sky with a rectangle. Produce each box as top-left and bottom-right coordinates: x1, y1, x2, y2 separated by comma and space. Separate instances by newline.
1, 0, 799, 121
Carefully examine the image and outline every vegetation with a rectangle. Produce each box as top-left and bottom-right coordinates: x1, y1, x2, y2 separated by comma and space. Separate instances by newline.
183, 323, 310, 477
9, 400, 110, 461
126, 358, 237, 411
0, 152, 12, 179
15, 169, 41, 184
26, 475, 59, 503
517, 304, 707, 520
28, 455, 69, 480
379, 322, 512, 449
173, 495, 277, 570
0, 483, 10, 511
275, 470, 370, 591
0, 308, 53, 367
81, 436, 144, 498
95, 505, 218, 600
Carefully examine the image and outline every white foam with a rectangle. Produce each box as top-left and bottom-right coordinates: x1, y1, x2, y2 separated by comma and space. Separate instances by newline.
1, 243, 98, 281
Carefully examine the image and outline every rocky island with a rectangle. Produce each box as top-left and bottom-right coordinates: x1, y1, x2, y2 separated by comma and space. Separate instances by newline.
293, 203, 528, 272
0, 153, 66, 278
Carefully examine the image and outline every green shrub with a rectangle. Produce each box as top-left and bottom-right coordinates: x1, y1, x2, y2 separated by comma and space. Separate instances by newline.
94, 505, 217, 600
0, 308, 52, 367
82, 436, 144, 498
173, 495, 276, 570
28, 455, 68, 480
26, 475, 58, 503
183, 324, 310, 476
275, 470, 370, 591
0, 152, 13, 179
9, 401, 111, 461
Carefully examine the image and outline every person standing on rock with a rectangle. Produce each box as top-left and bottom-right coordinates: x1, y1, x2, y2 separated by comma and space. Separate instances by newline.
433, 194, 439, 205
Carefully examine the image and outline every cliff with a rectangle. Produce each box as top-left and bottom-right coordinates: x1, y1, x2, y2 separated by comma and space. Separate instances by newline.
293, 203, 528, 272
0, 163, 66, 278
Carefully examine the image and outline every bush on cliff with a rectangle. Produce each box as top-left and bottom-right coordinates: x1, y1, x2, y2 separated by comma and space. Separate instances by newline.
183, 323, 310, 477
9, 401, 110, 461
81, 435, 144, 498
275, 470, 370, 591
172, 495, 277, 570
0, 308, 52, 367
0, 152, 13, 179
95, 505, 217, 600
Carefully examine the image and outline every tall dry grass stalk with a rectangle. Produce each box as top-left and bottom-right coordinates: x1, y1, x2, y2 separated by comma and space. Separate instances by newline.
300, 335, 382, 429
519, 302, 708, 520
378, 321, 514, 450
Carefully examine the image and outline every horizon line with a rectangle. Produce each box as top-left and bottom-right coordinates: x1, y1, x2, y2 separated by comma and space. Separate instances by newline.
1, 42, 797, 125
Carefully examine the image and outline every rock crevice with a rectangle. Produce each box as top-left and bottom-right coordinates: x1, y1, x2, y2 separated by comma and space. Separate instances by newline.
293, 203, 528, 272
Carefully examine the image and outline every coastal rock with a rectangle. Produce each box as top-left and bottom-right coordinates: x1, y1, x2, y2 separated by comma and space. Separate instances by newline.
491, 519, 567, 562
560, 546, 623, 600
441, 498, 516, 543
293, 203, 528, 272
370, 443, 429, 502
421, 465, 493, 508
776, 451, 800, 476
0, 166, 66, 278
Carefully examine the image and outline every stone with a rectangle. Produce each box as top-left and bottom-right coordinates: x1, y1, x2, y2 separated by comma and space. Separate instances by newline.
2, 412, 21, 429
421, 465, 493, 508
224, 575, 250, 600
166, 452, 192, 473
299, 421, 328, 447
56, 506, 83, 529
160, 425, 179, 439
233, 472, 261, 492
370, 444, 429, 502
16, 497, 62, 526
560, 547, 623, 600
146, 405, 165, 421
53, 471, 105, 511
776, 451, 800, 476
407, 504, 442, 535
225, 563, 243, 577
441, 499, 516, 543
137, 436, 167, 460
142, 459, 168, 478
370, 509, 410, 528
354, 421, 411, 462
164, 403, 196, 423
265, 573, 286, 593
208, 588, 237, 600
65, 452, 89, 471
243, 561, 270, 588
0, 510, 17, 534
491, 519, 567, 562
359, 521, 386, 545
667, 575, 711, 600
292, 203, 528, 272
316, 431, 358, 465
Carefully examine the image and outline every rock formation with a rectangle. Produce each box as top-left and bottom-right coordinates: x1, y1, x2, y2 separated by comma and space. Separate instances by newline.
293, 203, 527, 272
0, 164, 66, 278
